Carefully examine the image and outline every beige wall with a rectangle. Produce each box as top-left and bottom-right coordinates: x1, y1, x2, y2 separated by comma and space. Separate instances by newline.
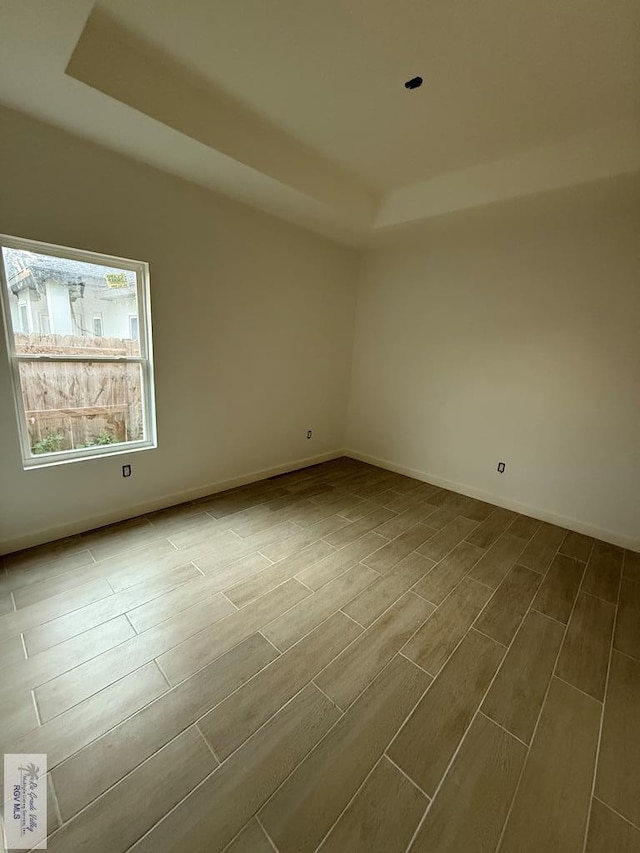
348, 183, 640, 549
1, 107, 638, 553
0, 107, 358, 552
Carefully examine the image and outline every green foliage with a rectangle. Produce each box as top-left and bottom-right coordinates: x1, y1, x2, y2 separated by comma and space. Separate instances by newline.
32, 431, 64, 455
91, 431, 118, 446
82, 431, 118, 447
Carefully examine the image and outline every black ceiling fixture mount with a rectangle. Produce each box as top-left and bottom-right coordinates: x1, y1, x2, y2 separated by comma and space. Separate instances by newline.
404, 76, 423, 90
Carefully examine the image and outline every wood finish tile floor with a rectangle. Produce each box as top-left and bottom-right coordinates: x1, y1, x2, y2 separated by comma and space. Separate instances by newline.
1, 458, 639, 852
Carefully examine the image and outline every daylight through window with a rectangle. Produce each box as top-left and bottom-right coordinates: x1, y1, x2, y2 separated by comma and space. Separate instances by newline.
0, 235, 156, 467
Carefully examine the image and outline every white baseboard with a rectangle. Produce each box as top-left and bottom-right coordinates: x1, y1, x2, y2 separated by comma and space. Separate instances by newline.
344, 448, 639, 552
1, 449, 344, 554
5, 445, 637, 554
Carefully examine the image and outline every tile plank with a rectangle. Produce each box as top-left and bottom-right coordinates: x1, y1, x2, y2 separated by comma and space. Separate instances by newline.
410, 713, 526, 853
129, 684, 340, 853
508, 514, 541, 541
323, 508, 396, 547
261, 565, 378, 651
402, 577, 493, 675
23, 564, 201, 654
614, 577, 640, 660
556, 592, 615, 700
468, 534, 526, 588
445, 494, 494, 522
315, 593, 434, 709
318, 756, 427, 853
581, 541, 623, 604
53, 634, 277, 819
46, 726, 217, 853
0, 579, 113, 644
499, 678, 601, 853
532, 552, 584, 624
388, 629, 504, 795
225, 540, 332, 607
482, 611, 565, 743
199, 612, 361, 760
158, 579, 310, 684
341, 551, 435, 628
259, 514, 347, 562
35, 594, 236, 719
474, 564, 542, 646
518, 522, 567, 574
372, 504, 433, 540
465, 508, 517, 548
296, 532, 386, 589
364, 524, 436, 573
596, 651, 640, 827
4, 613, 138, 698
417, 516, 478, 563
560, 531, 594, 563
623, 550, 640, 583
225, 820, 274, 853
259, 655, 430, 853
412, 541, 485, 605
16, 661, 168, 769
586, 798, 640, 853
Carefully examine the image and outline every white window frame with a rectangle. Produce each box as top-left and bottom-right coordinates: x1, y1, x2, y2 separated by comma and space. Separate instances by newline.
92, 314, 104, 337
129, 315, 139, 340
0, 234, 157, 468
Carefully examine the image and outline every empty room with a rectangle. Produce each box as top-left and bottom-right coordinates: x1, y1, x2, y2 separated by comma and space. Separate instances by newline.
0, 1, 638, 851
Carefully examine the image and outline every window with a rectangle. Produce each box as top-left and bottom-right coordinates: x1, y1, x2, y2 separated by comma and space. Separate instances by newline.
19, 303, 29, 333
0, 234, 157, 467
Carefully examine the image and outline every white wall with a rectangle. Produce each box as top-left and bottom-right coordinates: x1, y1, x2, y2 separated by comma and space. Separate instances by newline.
0, 106, 358, 552
1, 107, 638, 554
348, 181, 640, 549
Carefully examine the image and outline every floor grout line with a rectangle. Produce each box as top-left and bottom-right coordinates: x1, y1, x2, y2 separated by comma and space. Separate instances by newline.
48, 770, 63, 829
311, 679, 345, 715
579, 554, 622, 853
195, 722, 222, 765
553, 674, 603, 705
610, 646, 640, 664
257, 630, 284, 656
311, 756, 384, 852
338, 608, 366, 629
477, 710, 530, 749
397, 649, 433, 677
472, 625, 508, 648
1, 463, 635, 853
123, 611, 138, 635
493, 541, 587, 853
404, 535, 571, 853
255, 814, 280, 852
384, 753, 432, 801
30, 688, 42, 727
219, 590, 240, 611
592, 795, 640, 834
530, 606, 566, 627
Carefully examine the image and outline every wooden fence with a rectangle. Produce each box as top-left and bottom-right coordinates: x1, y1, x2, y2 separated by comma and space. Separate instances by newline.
14, 334, 143, 452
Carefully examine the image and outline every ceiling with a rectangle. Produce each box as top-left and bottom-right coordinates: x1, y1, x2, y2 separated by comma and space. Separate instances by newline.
0, 0, 639, 244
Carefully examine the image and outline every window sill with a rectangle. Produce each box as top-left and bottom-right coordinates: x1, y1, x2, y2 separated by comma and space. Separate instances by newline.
22, 440, 157, 471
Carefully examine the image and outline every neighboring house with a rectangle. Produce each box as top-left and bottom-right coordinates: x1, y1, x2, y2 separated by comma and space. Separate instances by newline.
3, 249, 139, 341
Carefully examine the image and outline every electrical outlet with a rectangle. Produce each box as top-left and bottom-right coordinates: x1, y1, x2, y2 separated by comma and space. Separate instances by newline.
497, 462, 506, 473
307, 430, 313, 440
122, 464, 132, 477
